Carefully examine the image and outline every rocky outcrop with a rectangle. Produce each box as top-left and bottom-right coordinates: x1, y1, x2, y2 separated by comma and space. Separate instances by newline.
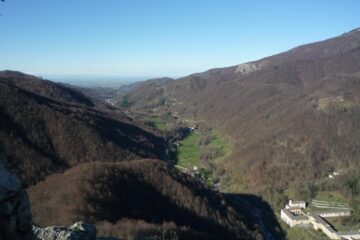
33, 222, 97, 240
0, 154, 33, 240
33, 222, 122, 240
235, 62, 261, 75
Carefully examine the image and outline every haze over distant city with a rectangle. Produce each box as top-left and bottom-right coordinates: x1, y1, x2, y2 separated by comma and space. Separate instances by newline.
0, 0, 359, 84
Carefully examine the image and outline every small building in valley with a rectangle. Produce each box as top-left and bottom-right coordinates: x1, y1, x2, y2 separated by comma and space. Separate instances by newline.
286, 200, 306, 209
281, 208, 310, 227
280, 200, 360, 239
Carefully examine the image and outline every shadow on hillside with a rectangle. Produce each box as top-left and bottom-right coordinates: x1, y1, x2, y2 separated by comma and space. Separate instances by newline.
76, 169, 235, 240
225, 193, 286, 240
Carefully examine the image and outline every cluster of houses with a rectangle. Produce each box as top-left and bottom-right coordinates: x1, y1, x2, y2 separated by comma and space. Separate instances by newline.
281, 200, 360, 239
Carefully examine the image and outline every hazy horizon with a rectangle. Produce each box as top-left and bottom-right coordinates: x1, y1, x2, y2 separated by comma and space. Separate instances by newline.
1, 1, 360, 80
40, 74, 153, 87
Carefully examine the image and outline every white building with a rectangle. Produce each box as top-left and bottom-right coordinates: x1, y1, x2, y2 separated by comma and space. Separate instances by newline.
281, 208, 310, 227
280, 199, 360, 240
285, 200, 306, 209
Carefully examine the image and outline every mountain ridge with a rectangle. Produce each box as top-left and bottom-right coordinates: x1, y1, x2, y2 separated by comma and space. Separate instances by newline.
121, 29, 360, 204
0, 73, 171, 185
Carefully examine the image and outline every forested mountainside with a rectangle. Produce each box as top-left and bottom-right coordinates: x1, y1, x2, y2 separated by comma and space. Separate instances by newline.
114, 77, 174, 109
0, 72, 272, 239
28, 160, 264, 240
122, 29, 360, 201
0, 71, 97, 108
0, 72, 170, 185
3, 27, 358, 240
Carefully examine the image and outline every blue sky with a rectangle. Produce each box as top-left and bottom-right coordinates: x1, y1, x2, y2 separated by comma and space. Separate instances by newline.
0, 0, 359, 81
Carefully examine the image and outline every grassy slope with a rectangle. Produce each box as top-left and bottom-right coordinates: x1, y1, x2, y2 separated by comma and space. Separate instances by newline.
314, 191, 348, 203
145, 115, 171, 132
286, 227, 327, 240
210, 130, 231, 160
176, 131, 201, 169
176, 128, 230, 170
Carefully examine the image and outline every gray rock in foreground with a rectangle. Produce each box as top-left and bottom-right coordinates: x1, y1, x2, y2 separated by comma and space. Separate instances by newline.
33, 222, 97, 240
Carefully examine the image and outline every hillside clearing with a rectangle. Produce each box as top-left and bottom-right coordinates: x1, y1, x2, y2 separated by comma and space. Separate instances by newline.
176, 131, 201, 169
